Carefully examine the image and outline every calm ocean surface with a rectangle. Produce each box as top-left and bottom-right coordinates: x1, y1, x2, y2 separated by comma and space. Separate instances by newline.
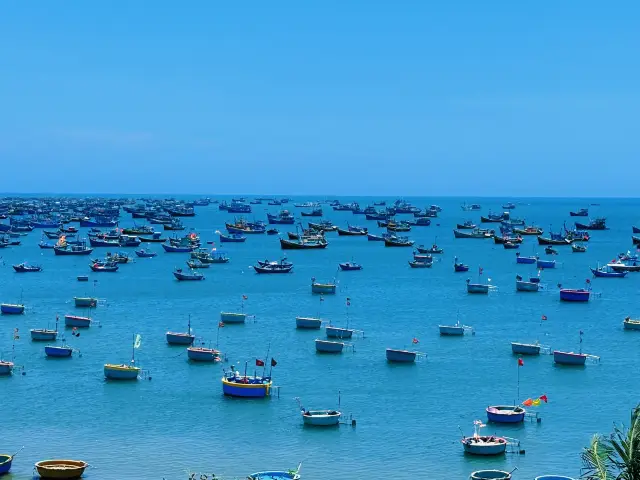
2, 196, 639, 480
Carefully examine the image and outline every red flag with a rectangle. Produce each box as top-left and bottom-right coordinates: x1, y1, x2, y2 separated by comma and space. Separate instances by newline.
539, 394, 548, 403
218, 321, 225, 328
412, 338, 419, 344
255, 359, 265, 367
522, 398, 533, 407
518, 358, 524, 366
271, 358, 277, 367
541, 315, 547, 321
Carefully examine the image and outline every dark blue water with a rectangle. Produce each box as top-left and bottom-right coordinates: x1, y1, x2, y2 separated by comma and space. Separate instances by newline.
2, 196, 638, 480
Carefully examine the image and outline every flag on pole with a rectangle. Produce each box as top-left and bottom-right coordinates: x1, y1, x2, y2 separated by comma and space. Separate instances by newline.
412, 338, 419, 344
346, 297, 351, 306
256, 359, 265, 367
218, 321, 225, 328
539, 394, 548, 403
271, 358, 277, 367
134, 334, 142, 349
541, 314, 547, 321
13, 328, 19, 340
522, 398, 533, 407
532, 399, 541, 406
518, 358, 524, 366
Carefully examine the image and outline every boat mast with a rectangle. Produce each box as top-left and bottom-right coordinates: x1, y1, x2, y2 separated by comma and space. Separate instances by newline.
263, 342, 271, 378
579, 330, 583, 355
187, 314, 191, 336
131, 333, 135, 364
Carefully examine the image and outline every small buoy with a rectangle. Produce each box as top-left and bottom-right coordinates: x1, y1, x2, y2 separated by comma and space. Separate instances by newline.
148, 376, 152, 381
351, 419, 356, 427
537, 417, 542, 423
519, 448, 526, 454
22, 371, 26, 376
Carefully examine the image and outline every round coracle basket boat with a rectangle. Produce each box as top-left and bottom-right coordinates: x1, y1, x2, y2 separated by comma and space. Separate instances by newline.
35, 459, 88, 479
470, 470, 512, 480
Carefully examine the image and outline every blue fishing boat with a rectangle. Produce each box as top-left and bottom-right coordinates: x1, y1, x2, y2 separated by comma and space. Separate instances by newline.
266, 228, 279, 235
1, 304, 24, 315
515, 253, 536, 264
296, 317, 322, 329
13, 262, 42, 272
591, 266, 626, 278
367, 233, 387, 241
267, 210, 295, 224
537, 258, 556, 269
135, 248, 157, 258
187, 346, 221, 362
228, 201, 251, 213
53, 240, 93, 256
173, 268, 204, 281
486, 405, 526, 423
254, 261, 293, 273
385, 348, 424, 363
219, 233, 247, 243
337, 225, 368, 236
315, 339, 345, 353
139, 232, 167, 243
162, 243, 196, 253
338, 261, 362, 271
44, 344, 73, 358
454, 256, 469, 272
166, 316, 195, 345
559, 289, 590, 302
247, 467, 301, 480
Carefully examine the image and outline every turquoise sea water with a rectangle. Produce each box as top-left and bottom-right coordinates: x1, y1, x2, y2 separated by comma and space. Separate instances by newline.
2, 196, 639, 480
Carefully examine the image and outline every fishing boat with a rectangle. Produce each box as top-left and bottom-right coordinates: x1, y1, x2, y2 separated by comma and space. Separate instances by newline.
139, 233, 167, 243
337, 225, 368, 236
308, 220, 337, 232
226, 219, 266, 234
515, 252, 536, 264
296, 317, 322, 329
135, 248, 157, 258
454, 228, 494, 239
166, 316, 195, 345
545, 246, 558, 255
254, 258, 293, 273
104, 334, 142, 380
300, 408, 341, 426
409, 259, 432, 268
311, 278, 336, 294
575, 217, 607, 230
187, 346, 221, 362
219, 233, 247, 243
623, 317, 640, 330
220, 311, 247, 324
34, 459, 89, 479
513, 226, 543, 235
607, 259, 640, 272
0, 449, 21, 475
90, 261, 119, 272
591, 266, 627, 278
222, 369, 273, 397
385, 348, 423, 363
247, 468, 301, 480
300, 207, 323, 217
456, 221, 477, 229
537, 258, 556, 269
559, 288, 590, 302
1, 304, 24, 315
554, 331, 598, 365
516, 275, 540, 292
280, 237, 328, 249
64, 314, 92, 328
186, 259, 210, 269
481, 212, 506, 223
384, 235, 414, 247
266, 228, 279, 235
494, 235, 523, 245
173, 268, 204, 281
315, 339, 345, 353
439, 320, 472, 336
0, 359, 13, 376
486, 405, 525, 423
367, 233, 387, 241
570, 208, 589, 217
53, 241, 93, 255
164, 219, 186, 230
571, 243, 587, 253
74, 297, 97, 308
537, 235, 571, 246
416, 243, 443, 254
268, 210, 295, 224
503, 241, 519, 250
461, 421, 508, 455
470, 471, 513, 480
511, 341, 544, 355
338, 261, 362, 271
12, 262, 42, 273
38, 239, 56, 249
45, 343, 73, 358
162, 242, 196, 253
467, 279, 489, 294
31, 326, 58, 341
454, 256, 469, 272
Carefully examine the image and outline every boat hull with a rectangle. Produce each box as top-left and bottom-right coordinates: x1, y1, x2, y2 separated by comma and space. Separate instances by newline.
624, 319, 640, 330
325, 327, 353, 339
166, 332, 195, 345
312, 284, 336, 294
296, 317, 322, 329
511, 342, 541, 355
516, 281, 539, 292
439, 326, 464, 335
45, 346, 73, 357
222, 377, 271, 397
104, 364, 140, 379
31, 329, 58, 341
467, 284, 489, 294
0, 454, 12, 474
559, 290, 590, 302
74, 297, 97, 308
0, 362, 13, 376
302, 411, 341, 426
315, 339, 344, 353
463, 442, 507, 455
64, 315, 91, 327
0, 304, 24, 315
385, 349, 417, 362
553, 351, 587, 365
220, 312, 247, 324
187, 347, 219, 362
470, 470, 512, 480
35, 460, 88, 479
486, 405, 525, 423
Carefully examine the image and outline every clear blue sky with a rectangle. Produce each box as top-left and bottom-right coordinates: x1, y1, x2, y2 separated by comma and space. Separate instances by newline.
1, 2, 638, 196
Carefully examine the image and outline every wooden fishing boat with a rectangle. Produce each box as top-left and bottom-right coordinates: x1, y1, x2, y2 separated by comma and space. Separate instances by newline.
105, 334, 143, 380
64, 315, 92, 328
623, 317, 640, 330
553, 351, 587, 365
516, 275, 539, 292
480, 213, 506, 223
166, 316, 195, 345
31, 327, 58, 341
13, 262, 42, 272
280, 237, 328, 249
222, 371, 272, 397
267, 210, 295, 224
53, 243, 93, 255
559, 289, 590, 302
513, 226, 543, 235
220, 312, 247, 324
570, 208, 589, 217
139, 233, 167, 243
503, 242, 519, 250
384, 235, 414, 247
385, 348, 419, 363
493, 235, 523, 244
315, 339, 345, 353
515, 253, 536, 264
311, 278, 336, 294
173, 268, 204, 281
34, 459, 88, 479
296, 317, 322, 329
367, 233, 386, 241
301, 408, 341, 426
338, 261, 362, 271
74, 297, 97, 308
462, 421, 508, 455
607, 260, 640, 272
571, 243, 587, 253
454, 228, 494, 239
591, 266, 627, 278
0, 360, 13, 376
456, 221, 477, 229
467, 281, 489, 294
409, 259, 432, 268
337, 226, 367, 236
44, 345, 73, 358
545, 246, 558, 255
135, 248, 157, 258
537, 235, 571, 246
186, 259, 210, 269
1, 304, 24, 315
0, 452, 16, 475
575, 218, 607, 230
219, 233, 247, 243
537, 258, 556, 269
486, 405, 525, 423
253, 262, 293, 273
187, 346, 221, 362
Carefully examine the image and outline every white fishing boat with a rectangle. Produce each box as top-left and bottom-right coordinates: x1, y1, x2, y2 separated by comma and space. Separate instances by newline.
439, 320, 473, 336
461, 421, 507, 455
623, 316, 640, 331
